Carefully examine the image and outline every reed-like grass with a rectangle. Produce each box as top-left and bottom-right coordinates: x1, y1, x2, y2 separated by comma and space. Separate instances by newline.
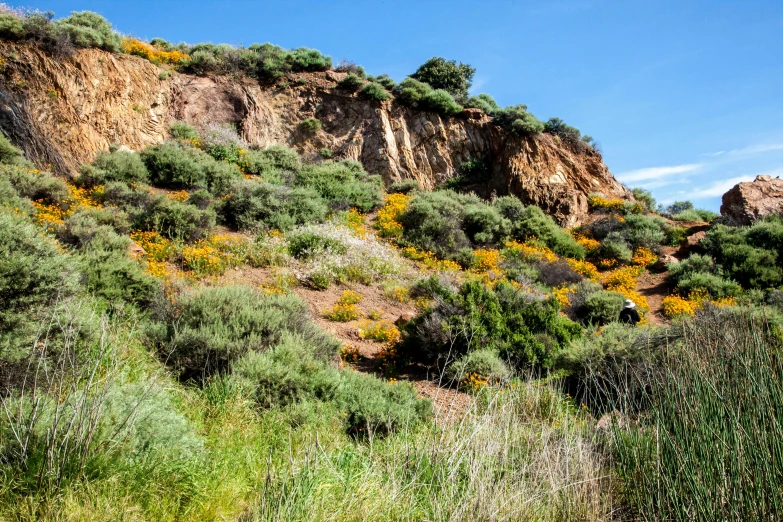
609, 307, 783, 521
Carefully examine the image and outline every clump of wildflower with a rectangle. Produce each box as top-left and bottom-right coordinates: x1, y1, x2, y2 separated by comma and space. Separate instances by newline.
472, 248, 503, 272
461, 372, 489, 393
324, 302, 360, 322
341, 208, 367, 238
550, 286, 572, 308
569, 231, 600, 255
566, 258, 600, 281
632, 246, 658, 267
597, 258, 618, 269
504, 239, 558, 263
375, 193, 409, 238
121, 37, 190, 64
384, 285, 409, 303
130, 231, 174, 262
400, 246, 461, 272
374, 343, 399, 376
340, 344, 361, 364
167, 190, 190, 202
359, 320, 400, 343
662, 295, 697, 317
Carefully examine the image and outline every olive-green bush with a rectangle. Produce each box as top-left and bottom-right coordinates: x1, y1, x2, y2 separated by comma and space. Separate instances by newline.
360, 82, 391, 101
140, 141, 242, 193
494, 105, 545, 136
151, 286, 339, 380
293, 160, 382, 212
222, 179, 327, 232
400, 279, 581, 371
410, 57, 475, 99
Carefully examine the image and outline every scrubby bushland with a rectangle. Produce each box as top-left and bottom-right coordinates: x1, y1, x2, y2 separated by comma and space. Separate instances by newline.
410, 57, 475, 99
631, 187, 656, 212
372, 74, 397, 90
150, 286, 339, 380
700, 219, 783, 289
543, 117, 582, 144
0, 8, 121, 53
396, 190, 583, 261
181, 42, 332, 79
293, 160, 383, 212
222, 179, 327, 232
235, 334, 430, 434
86, 147, 150, 184
387, 179, 419, 194
137, 194, 216, 241
140, 141, 242, 193
0, 207, 78, 344
400, 279, 581, 371
493, 105, 545, 136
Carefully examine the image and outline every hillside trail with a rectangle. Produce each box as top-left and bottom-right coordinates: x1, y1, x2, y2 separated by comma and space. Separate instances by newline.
634, 221, 710, 325
219, 266, 474, 424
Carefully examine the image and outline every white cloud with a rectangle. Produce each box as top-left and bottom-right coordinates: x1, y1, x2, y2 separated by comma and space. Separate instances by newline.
688, 175, 756, 200
616, 163, 702, 183
728, 142, 783, 156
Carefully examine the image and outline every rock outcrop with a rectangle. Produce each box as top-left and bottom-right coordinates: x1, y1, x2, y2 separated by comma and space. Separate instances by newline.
0, 41, 631, 226
720, 175, 783, 225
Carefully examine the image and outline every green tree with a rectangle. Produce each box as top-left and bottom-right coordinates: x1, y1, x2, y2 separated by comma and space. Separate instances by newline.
411, 57, 475, 99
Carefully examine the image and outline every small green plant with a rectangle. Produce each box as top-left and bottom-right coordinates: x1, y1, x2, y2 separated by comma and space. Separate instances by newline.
360, 82, 390, 101
319, 147, 332, 159
337, 73, 364, 92
299, 118, 322, 134
410, 56, 475, 99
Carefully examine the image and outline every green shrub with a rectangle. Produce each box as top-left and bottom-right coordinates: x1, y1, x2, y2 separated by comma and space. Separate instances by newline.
91, 148, 149, 184
0, 208, 78, 340
222, 179, 327, 232
400, 279, 581, 370
373, 74, 397, 90
623, 214, 667, 249
631, 187, 656, 211
0, 132, 26, 165
445, 349, 511, 387
360, 82, 390, 101
511, 205, 585, 259
319, 148, 332, 159
672, 208, 717, 222
293, 160, 382, 212
137, 195, 216, 241
599, 232, 633, 263
337, 73, 364, 92
0, 13, 25, 40
169, 121, 199, 141
464, 93, 500, 115
1, 164, 69, 205
387, 179, 419, 194
676, 271, 741, 298
543, 117, 582, 143
555, 321, 647, 379
287, 230, 347, 259
494, 105, 545, 136
398, 191, 474, 259
55, 11, 121, 52
444, 158, 490, 190
153, 286, 339, 380
299, 118, 322, 134
584, 291, 625, 325
410, 57, 475, 99
394, 77, 432, 107
664, 226, 688, 245
235, 333, 430, 435
421, 89, 463, 115
243, 145, 301, 182
702, 224, 783, 289
140, 141, 242, 193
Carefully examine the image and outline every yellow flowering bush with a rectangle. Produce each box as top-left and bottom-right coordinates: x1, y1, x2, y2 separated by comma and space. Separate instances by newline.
602, 265, 644, 291
598, 258, 618, 269
324, 302, 360, 322
121, 37, 190, 65
662, 295, 697, 317
472, 248, 503, 272
461, 372, 490, 392
400, 246, 461, 272
550, 286, 572, 308
258, 272, 298, 295
384, 285, 409, 303
32, 181, 102, 232
504, 239, 558, 263
566, 258, 600, 281
374, 343, 399, 376
632, 247, 658, 267
167, 190, 190, 202
570, 231, 601, 255
589, 195, 643, 214
337, 289, 363, 305
358, 320, 401, 343
342, 208, 367, 238
375, 193, 409, 238
182, 241, 224, 277
340, 344, 361, 363
130, 231, 175, 262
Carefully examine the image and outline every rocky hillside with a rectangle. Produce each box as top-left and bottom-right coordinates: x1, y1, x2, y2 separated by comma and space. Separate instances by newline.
0, 41, 630, 226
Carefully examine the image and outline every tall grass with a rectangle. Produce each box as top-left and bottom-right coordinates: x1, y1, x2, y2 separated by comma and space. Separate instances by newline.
245, 379, 617, 521
607, 307, 783, 521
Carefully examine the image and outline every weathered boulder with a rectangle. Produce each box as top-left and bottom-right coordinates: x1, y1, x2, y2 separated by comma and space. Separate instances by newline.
721, 175, 783, 225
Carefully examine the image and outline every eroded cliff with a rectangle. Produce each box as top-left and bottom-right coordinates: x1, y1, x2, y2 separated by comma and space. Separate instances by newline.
0, 41, 630, 225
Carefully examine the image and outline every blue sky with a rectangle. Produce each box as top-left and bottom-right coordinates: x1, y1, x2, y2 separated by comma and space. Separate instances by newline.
9, 0, 783, 210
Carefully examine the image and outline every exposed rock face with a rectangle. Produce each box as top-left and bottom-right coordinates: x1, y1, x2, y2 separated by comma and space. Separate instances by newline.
720, 175, 783, 225
0, 41, 631, 226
